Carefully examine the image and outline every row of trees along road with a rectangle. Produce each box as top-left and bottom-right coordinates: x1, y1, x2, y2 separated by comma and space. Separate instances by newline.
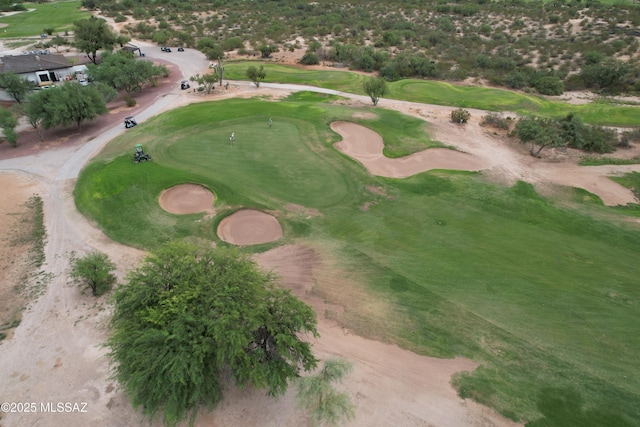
25, 83, 108, 131
87, 51, 168, 96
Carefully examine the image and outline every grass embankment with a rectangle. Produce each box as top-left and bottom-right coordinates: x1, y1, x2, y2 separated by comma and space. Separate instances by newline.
224, 62, 640, 127
75, 94, 640, 426
0, 1, 88, 39
580, 156, 640, 166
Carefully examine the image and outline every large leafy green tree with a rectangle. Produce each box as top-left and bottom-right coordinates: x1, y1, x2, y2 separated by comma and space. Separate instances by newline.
108, 242, 318, 427
27, 83, 108, 129
87, 51, 168, 96
515, 117, 564, 157
579, 60, 629, 95
0, 72, 34, 103
73, 16, 117, 64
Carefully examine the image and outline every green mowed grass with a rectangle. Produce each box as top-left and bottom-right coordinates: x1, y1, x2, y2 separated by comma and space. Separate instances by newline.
225, 62, 640, 127
225, 62, 367, 95
0, 1, 88, 38
75, 94, 640, 426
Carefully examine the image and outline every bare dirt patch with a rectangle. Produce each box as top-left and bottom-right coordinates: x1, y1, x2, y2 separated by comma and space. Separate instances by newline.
158, 183, 215, 215
217, 209, 283, 245
226, 244, 521, 427
351, 111, 378, 120
0, 173, 41, 338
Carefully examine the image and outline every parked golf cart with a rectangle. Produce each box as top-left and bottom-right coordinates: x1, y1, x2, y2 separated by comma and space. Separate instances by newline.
180, 80, 190, 90
133, 144, 152, 163
124, 116, 137, 128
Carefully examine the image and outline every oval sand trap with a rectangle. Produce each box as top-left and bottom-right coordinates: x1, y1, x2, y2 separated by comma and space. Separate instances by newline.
331, 121, 490, 178
217, 209, 283, 245
159, 184, 214, 214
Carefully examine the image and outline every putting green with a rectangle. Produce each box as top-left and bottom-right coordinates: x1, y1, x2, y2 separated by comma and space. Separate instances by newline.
156, 116, 351, 208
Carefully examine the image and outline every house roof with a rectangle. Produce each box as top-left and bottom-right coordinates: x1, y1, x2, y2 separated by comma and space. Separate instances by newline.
0, 53, 71, 74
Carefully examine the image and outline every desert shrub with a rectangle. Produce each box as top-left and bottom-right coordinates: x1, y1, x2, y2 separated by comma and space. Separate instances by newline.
451, 108, 471, 124
379, 64, 401, 81
237, 48, 256, 56
259, 44, 278, 58
382, 31, 403, 46
563, 74, 586, 92
124, 95, 136, 107
481, 113, 510, 130
223, 36, 244, 51
300, 52, 320, 65
580, 61, 628, 94
577, 126, 617, 153
479, 23, 492, 36
70, 251, 117, 296
505, 71, 527, 89
355, 53, 375, 72
558, 113, 617, 153
474, 54, 491, 69
583, 51, 605, 65
533, 76, 564, 95
620, 129, 640, 148
493, 56, 516, 72
307, 40, 321, 52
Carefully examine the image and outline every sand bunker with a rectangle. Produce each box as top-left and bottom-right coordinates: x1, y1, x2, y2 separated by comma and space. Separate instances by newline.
158, 183, 214, 214
217, 209, 283, 245
331, 121, 490, 178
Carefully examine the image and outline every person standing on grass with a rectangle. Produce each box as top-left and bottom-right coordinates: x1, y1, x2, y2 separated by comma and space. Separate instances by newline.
269, 117, 272, 128
230, 132, 235, 143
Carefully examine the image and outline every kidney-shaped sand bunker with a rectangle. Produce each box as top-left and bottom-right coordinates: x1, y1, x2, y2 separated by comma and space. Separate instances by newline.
158, 184, 215, 214
217, 209, 283, 246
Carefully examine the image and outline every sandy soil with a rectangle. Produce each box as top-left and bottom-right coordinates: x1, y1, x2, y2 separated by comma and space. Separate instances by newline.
1, 35, 639, 427
0, 172, 42, 338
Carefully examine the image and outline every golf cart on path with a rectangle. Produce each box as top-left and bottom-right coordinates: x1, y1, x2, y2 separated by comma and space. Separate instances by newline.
133, 144, 152, 163
124, 116, 137, 128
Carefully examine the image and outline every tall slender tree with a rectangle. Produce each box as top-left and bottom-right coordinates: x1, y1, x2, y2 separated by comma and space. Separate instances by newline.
363, 77, 387, 106
296, 359, 356, 426
246, 65, 266, 88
